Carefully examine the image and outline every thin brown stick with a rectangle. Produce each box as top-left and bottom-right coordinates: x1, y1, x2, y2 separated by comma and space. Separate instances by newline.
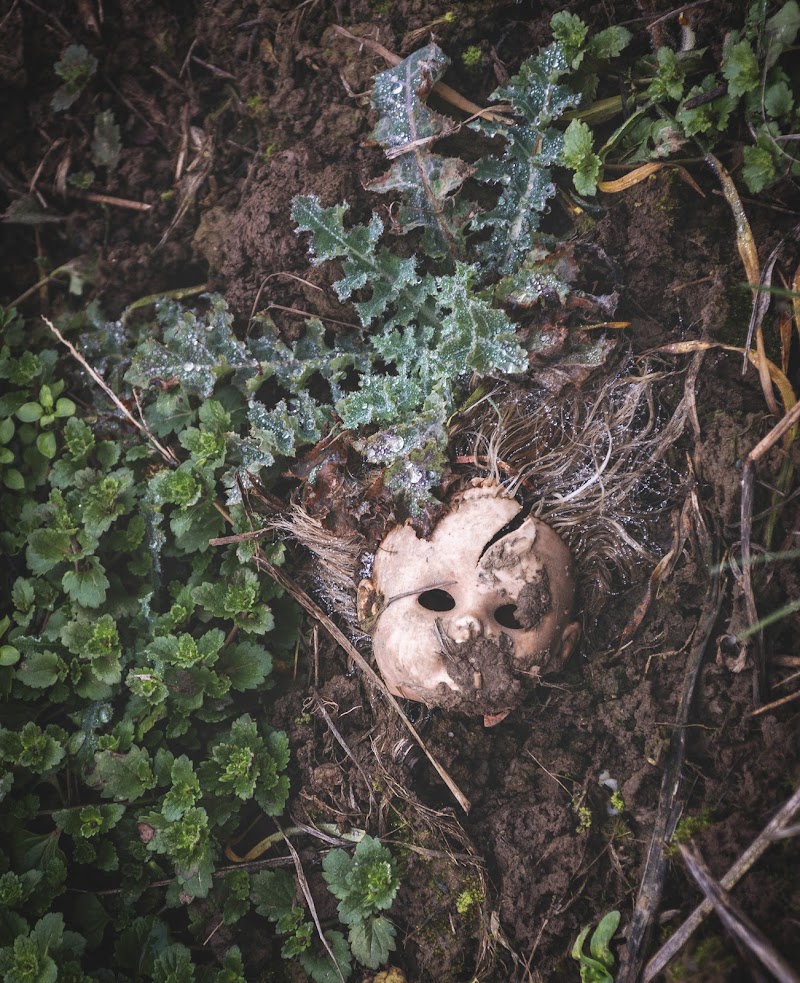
644, 783, 800, 980
43, 317, 179, 466
617, 556, 724, 983
678, 843, 800, 983
252, 553, 471, 814
59, 187, 152, 211
749, 688, 800, 716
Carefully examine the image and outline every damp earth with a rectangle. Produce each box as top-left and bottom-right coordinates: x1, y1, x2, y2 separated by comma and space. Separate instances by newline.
1, 1, 799, 981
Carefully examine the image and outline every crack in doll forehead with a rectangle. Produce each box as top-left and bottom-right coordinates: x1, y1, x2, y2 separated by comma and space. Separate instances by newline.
477, 499, 532, 563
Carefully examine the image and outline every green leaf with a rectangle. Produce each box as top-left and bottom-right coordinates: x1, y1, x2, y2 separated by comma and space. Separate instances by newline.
470, 42, 580, 274
91, 109, 121, 170
52, 44, 97, 112
742, 139, 778, 193
764, 79, 793, 119
676, 75, 735, 135
348, 916, 396, 970
16, 650, 66, 689
722, 39, 760, 98
563, 119, 601, 196
0, 722, 65, 774
90, 745, 156, 801
433, 265, 528, 374
16, 402, 43, 423
646, 47, 685, 101
322, 835, 399, 925
162, 755, 201, 821
62, 556, 110, 608
153, 942, 195, 983
125, 296, 257, 398
550, 11, 588, 68
251, 869, 296, 921
589, 910, 620, 964
35, 432, 56, 459
218, 640, 273, 691
765, 0, 800, 67
299, 931, 353, 983
587, 25, 632, 61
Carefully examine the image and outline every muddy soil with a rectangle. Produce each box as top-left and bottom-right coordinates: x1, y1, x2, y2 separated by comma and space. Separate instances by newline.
2, 1, 799, 982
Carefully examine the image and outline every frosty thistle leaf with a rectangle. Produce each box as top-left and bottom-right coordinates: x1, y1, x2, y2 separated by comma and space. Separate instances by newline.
292, 197, 426, 328
470, 43, 581, 274
434, 266, 528, 375
367, 43, 472, 260
125, 298, 258, 398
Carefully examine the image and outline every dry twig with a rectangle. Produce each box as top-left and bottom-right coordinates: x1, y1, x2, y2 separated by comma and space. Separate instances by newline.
678, 842, 800, 983
645, 783, 800, 979
617, 535, 724, 983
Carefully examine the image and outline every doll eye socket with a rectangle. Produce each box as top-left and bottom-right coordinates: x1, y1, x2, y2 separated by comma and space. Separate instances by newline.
494, 604, 523, 630
418, 589, 456, 611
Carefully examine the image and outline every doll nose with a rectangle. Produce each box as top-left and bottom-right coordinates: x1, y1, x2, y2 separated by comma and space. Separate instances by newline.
448, 613, 485, 642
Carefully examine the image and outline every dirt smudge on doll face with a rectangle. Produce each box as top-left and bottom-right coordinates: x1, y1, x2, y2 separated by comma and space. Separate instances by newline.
434, 630, 525, 715
515, 568, 552, 629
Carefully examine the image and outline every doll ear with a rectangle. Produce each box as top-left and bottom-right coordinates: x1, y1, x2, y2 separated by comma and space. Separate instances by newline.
555, 621, 581, 666
356, 578, 382, 633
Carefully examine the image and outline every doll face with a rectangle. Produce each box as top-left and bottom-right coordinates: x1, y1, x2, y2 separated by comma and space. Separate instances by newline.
358, 483, 580, 719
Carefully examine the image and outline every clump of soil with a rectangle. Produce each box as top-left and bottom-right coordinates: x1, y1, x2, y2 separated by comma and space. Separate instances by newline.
436, 631, 523, 715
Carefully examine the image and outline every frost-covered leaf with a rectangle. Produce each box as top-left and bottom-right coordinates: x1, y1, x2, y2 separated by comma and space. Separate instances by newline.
470, 43, 581, 275
367, 44, 471, 260
434, 265, 528, 374
125, 297, 259, 398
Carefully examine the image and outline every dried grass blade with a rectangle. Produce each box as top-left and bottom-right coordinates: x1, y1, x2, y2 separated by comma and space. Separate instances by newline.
598, 162, 703, 196
280, 825, 347, 983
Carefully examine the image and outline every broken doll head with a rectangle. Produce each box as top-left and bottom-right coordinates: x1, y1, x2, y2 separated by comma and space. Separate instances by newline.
357, 481, 580, 720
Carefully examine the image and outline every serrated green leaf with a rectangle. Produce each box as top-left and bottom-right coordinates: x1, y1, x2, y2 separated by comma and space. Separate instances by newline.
470, 43, 580, 274
16, 650, 66, 689
62, 556, 109, 608
348, 916, 396, 970
563, 119, 601, 196
299, 931, 353, 983
722, 39, 759, 98
90, 746, 156, 801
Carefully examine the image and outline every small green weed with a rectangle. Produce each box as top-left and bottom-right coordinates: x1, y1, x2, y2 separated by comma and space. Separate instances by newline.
571, 910, 621, 983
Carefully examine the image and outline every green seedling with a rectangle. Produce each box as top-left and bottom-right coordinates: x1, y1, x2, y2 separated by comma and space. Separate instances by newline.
571, 910, 621, 983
